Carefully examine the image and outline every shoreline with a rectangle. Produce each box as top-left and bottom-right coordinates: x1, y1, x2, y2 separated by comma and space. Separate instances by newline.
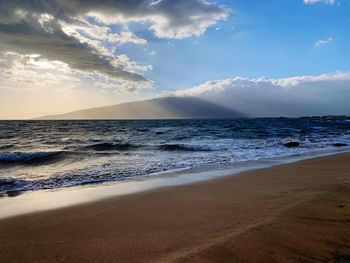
1, 148, 349, 219
0, 153, 350, 262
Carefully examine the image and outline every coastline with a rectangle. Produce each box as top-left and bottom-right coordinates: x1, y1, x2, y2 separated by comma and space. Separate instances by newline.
1, 148, 349, 219
0, 152, 350, 262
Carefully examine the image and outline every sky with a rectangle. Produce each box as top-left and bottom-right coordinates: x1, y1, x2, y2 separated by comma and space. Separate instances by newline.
0, 0, 349, 119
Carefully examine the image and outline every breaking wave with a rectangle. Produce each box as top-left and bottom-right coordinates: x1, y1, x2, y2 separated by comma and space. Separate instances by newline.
157, 144, 212, 152
80, 142, 139, 151
0, 151, 64, 164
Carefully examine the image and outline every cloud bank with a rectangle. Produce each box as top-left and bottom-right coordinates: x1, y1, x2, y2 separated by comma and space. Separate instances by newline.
175, 72, 350, 117
0, 0, 228, 91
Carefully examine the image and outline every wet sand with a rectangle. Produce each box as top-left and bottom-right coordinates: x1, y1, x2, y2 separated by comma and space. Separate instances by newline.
0, 153, 349, 262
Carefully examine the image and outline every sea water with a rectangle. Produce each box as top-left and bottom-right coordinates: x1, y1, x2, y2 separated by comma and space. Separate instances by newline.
0, 117, 349, 196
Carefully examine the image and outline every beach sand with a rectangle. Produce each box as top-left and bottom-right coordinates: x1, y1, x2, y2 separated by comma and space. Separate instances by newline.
0, 153, 349, 262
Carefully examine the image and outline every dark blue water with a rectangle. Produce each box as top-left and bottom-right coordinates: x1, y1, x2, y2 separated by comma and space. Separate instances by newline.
0, 117, 349, 196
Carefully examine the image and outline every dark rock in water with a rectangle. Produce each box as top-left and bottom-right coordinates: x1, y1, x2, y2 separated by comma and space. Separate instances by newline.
283, 141, 300, 148
333, 143, 348, 147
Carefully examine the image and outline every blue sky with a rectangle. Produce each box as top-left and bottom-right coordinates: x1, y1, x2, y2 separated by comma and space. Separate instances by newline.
0, 0, 349, 118
127, 0, 350, 91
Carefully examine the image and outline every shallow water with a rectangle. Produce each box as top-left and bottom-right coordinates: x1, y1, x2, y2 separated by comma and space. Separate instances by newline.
0, 117, 349, 195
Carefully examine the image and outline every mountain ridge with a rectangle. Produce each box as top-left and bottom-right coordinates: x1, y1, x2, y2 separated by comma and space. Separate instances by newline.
36, 96, 244, 120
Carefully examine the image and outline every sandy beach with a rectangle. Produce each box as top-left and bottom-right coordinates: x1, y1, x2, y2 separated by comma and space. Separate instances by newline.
0, 153, 349, 263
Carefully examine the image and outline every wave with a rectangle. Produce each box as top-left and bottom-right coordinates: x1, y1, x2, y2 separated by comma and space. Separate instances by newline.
0, 178, 27, 193
333, 143, 348, 147
157, 144, 212, 152
80, 142, 139, 151
0, 144, 14, 150
0, 168, 139, 197
0, 151, 63, 164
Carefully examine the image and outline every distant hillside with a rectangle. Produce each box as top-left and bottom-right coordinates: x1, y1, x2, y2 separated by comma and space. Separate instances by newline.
37, 97, 244, 120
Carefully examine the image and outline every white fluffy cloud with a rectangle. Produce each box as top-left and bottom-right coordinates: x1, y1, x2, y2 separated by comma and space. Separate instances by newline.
315, 37, 333, 47
303, 0, 336, 5
175, 72, 350, 117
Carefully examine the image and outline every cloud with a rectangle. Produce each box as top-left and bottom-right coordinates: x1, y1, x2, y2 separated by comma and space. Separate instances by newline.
0, 0, 228, 40
0, 52, 81, 90
315, 37, 333, 47
146, 0, 229, 38
81, 0, 229, 39
0, 0, 227, 91
174, 72, 350, 117
0, 10, 151, 87
0, 52, 152, 93
303, 0, 336, 4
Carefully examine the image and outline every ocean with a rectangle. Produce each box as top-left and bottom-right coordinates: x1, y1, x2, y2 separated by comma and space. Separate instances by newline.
0, 117, 349, 196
